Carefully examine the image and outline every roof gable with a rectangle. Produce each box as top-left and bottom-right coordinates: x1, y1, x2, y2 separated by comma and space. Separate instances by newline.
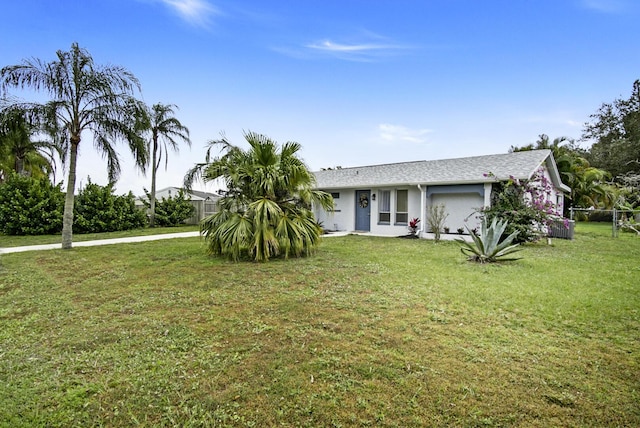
313, 150, 569, 191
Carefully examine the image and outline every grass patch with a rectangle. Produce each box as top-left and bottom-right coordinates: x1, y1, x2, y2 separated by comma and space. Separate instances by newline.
0, 222, 638, 426
0, 224, 199, 248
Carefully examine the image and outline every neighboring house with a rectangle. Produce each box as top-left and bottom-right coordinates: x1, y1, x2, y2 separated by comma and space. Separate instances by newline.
136, 187, 221, 225
313, 149, 570, 237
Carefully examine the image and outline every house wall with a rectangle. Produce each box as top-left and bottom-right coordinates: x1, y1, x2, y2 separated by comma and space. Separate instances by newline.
316, 187, 422, 235
315, 174, 566, 237
316, 190, 356, 231
370, 186, 422, 236
540, 166, 565, 215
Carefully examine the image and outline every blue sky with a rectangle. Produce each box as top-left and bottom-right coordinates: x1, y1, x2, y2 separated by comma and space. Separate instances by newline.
1, 0, 639, 194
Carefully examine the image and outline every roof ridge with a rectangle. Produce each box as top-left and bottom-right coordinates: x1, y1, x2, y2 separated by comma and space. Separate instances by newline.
314, 149, 551, 173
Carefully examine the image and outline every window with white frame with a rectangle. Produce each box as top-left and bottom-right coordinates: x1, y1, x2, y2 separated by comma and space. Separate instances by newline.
378, 190, 391, 223
396, 189, 408, 224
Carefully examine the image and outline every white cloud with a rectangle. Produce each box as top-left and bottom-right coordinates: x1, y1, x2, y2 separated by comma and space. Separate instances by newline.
581, 0, 627, 13
304, 39, 407, 61
159, 0, 218, 28
307, 40, 393, 53
378, 124, 432, 144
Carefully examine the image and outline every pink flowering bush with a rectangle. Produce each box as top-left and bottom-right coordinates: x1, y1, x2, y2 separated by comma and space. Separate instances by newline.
482, 169, 564, 243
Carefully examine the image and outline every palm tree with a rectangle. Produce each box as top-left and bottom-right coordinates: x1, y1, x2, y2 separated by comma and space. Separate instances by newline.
184, 131, 334, 261
1, 43, 147, 248
0, 105, 58, 181
570, 166, 613, 209
135, 102, 190, 227
510, 134, 614, 215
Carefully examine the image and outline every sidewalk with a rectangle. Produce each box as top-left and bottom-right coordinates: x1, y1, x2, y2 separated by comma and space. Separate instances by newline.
0, 231, 201, 254
0, 230, 354, 255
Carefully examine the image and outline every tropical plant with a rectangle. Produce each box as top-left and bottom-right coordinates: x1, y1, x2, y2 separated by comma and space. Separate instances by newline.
482, 169, 563, 243
510, 134, 614, 216
142, 188, 195, 227
0, 43, 147, 249
0, 173, 64, 235
458, 217, 522, 263
184, 131, 334, 261
0, 105, 58, 182
134, 102, 190, 227
426, 203, 448, 242
408, 217, 420, 235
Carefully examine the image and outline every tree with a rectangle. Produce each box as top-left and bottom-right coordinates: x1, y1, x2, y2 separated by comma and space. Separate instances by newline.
482, 169, 562, 243
184, 131, 334, 261
1, 43, 147, 248
134, 102, 190, 227
142, 188, 195, 226
511, 134, 613, 215
583, 80, 640, 179
73, 179, 146, 233
0, 105, 58, 182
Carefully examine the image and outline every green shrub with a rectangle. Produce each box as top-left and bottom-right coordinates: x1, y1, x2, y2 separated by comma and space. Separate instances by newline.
73, 179, 146, 233
482, 170, 563, 243
0, 174, 64, 235
143, 189, 195, 227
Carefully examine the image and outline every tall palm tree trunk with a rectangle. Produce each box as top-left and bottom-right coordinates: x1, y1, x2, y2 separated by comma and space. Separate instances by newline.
15, 156, 25, 176
61, 139, 79, 249
149, 138, 158, 227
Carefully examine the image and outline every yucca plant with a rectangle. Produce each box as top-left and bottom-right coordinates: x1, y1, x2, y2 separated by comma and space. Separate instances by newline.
458, 217, 522, 263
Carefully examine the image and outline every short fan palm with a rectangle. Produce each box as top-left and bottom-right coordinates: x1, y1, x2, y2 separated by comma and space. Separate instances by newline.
458, 217, 522, 263
185, 132, 333, 262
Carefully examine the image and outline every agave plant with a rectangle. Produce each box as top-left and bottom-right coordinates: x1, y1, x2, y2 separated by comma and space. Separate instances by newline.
458, 217, 522, 263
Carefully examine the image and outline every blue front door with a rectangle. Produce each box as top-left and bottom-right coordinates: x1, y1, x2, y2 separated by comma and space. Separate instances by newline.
355, 190, 371, 231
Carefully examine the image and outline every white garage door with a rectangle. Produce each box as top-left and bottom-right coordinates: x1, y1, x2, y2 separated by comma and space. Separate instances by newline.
431, 193, 483, 232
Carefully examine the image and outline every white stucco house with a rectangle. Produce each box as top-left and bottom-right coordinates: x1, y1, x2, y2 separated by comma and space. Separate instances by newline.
313, 149, 570, 238
136, 187, 221, 225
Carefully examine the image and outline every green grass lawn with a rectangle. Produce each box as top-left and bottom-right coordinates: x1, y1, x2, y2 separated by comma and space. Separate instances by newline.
0, 223, 638, 427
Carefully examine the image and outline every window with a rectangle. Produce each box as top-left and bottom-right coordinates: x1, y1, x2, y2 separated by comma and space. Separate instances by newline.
378, 190, 390, 223
395, 189, 408, 224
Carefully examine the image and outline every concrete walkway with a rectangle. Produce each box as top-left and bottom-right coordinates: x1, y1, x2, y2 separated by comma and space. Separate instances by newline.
0, 231, 201, 254
0, 230, 355, 255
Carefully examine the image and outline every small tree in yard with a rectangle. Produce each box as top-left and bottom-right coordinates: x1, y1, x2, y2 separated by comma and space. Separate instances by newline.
184, 131, 333, 261
142, 188, 195, 227
426, 203, 449, 242
482, 169, 563, 243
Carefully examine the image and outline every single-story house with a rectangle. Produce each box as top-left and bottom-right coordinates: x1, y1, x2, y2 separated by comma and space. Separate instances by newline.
312, 149, 570, 238
136, 187, 221, 224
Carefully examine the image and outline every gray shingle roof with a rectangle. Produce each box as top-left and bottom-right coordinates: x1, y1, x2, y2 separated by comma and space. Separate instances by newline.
142, 187, 222, 201
313, 149, 568, 190
189, 189, 221, 200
